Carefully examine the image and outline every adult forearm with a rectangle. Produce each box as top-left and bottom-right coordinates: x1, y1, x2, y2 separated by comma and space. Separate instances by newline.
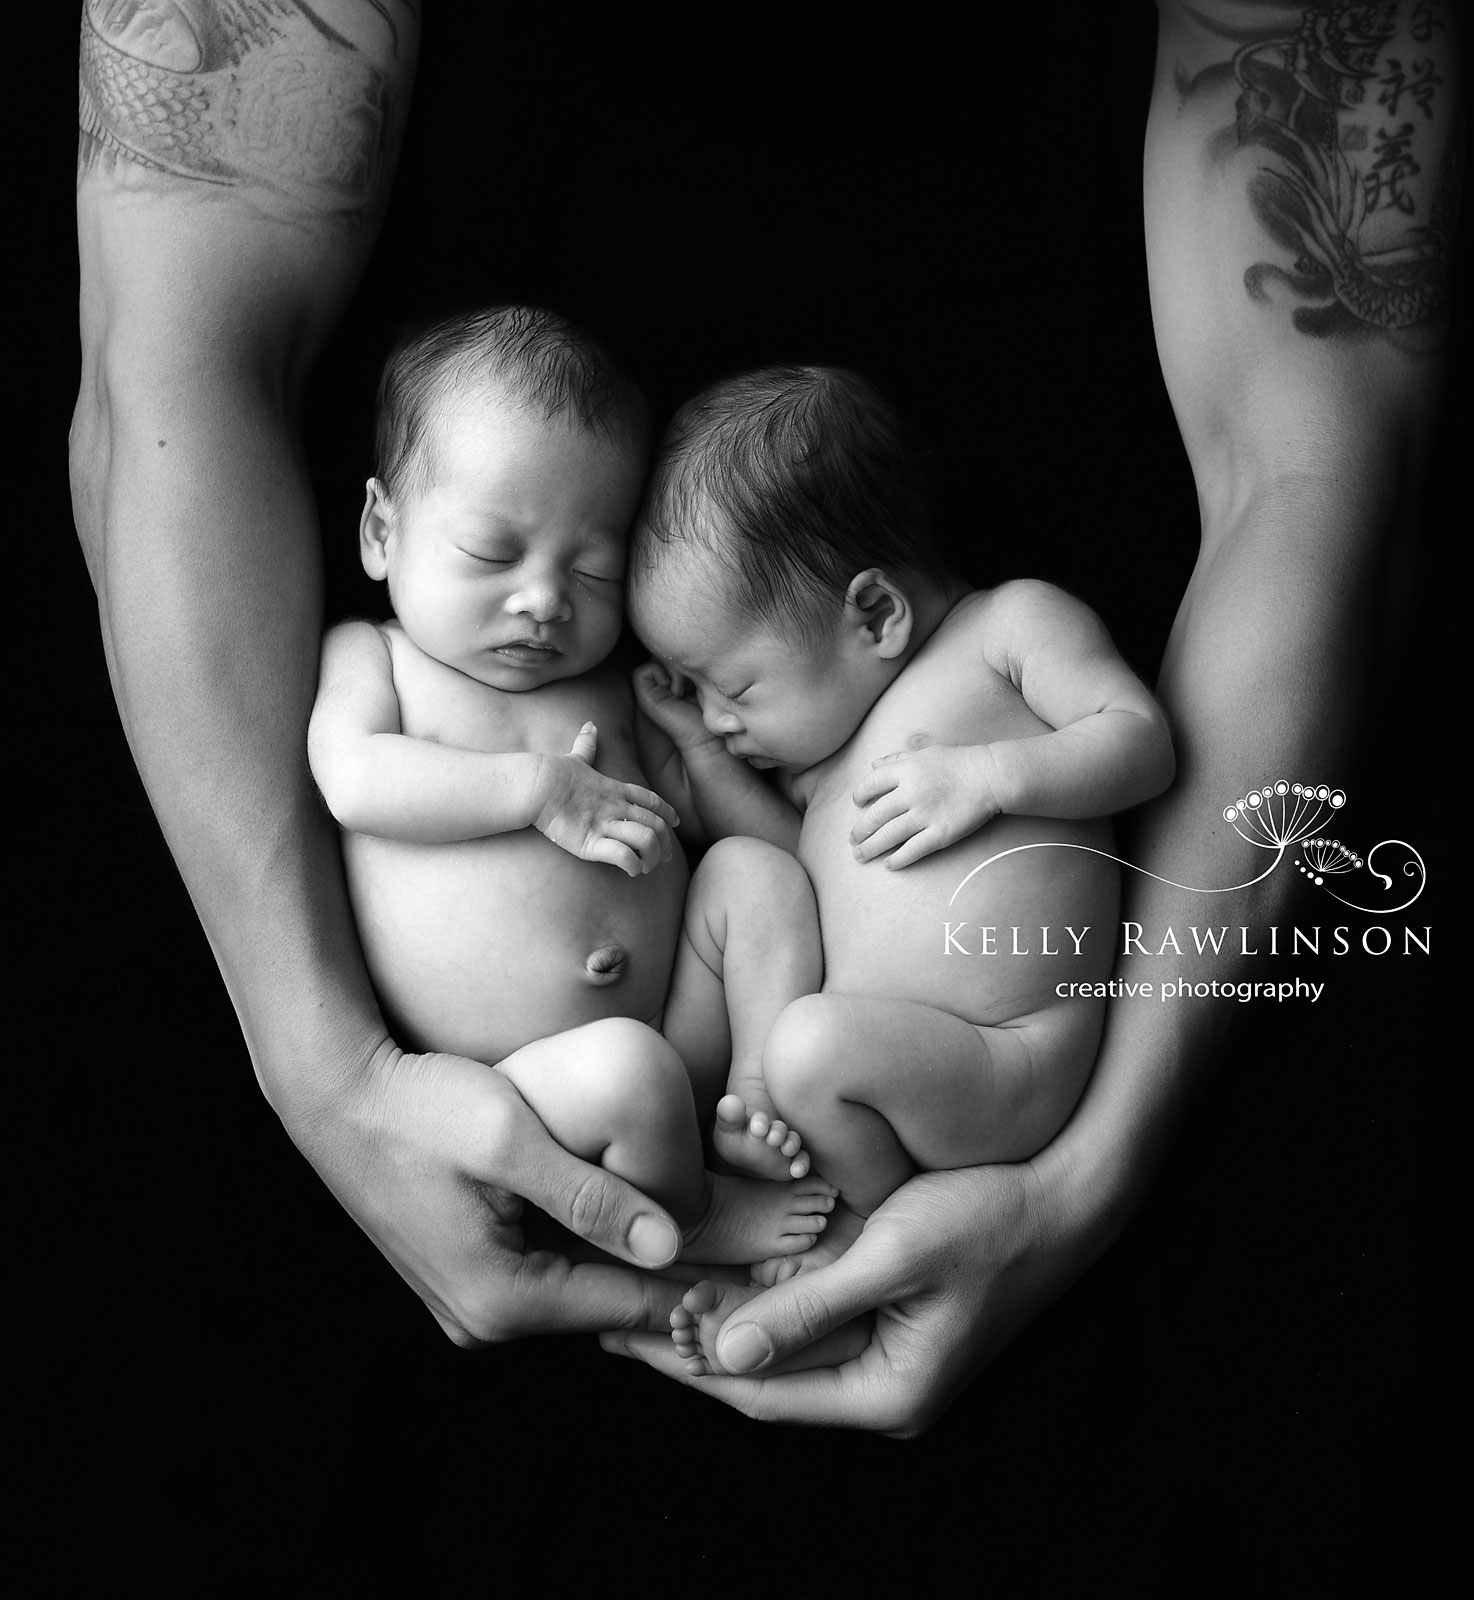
1043, 474, 1394, 1248
73, 363, 385, 1115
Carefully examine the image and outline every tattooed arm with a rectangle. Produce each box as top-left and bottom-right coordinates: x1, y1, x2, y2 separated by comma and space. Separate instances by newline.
71, 1, 684, 1344
603, 0, 1459, 1432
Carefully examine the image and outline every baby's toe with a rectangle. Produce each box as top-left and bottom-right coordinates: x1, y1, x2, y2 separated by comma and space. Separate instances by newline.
714, 1094, 748, 1131
681, 1280, 721, 1317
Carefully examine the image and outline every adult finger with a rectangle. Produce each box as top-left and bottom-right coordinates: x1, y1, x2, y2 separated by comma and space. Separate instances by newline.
497, 1109, 683, 1272
601, 1327, 915, 1432
499, 1257, 689, 1339
704, 1233, 915, 1375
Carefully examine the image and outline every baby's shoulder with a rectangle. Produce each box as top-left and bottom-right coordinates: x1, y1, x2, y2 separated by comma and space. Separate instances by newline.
924, 580, 1081, 670
941, 579, 1072, 635
318, 616, 396, 682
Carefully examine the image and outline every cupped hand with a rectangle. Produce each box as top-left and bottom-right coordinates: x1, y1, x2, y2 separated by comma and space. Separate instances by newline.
535, 721, 679, 876
601, 1160, 1077, 1435
319, 1039, 689, 1345
851, 744, 1002, 868
633, 663, 725, 757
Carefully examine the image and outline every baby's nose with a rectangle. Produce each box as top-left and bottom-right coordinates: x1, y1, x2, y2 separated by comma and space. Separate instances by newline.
701, 701, 742, 736
509, 573, 572, 622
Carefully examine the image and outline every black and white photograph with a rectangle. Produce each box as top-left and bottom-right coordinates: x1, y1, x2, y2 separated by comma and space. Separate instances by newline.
29, 2, 1460, 1589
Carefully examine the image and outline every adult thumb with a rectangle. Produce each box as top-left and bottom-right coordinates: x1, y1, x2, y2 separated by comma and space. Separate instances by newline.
713, 1250, 884, 1374
521, 1129, 681, 1270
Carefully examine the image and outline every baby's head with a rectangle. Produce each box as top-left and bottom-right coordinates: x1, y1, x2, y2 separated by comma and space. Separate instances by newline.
361, 305, 649, 689
628, 365, 956, 770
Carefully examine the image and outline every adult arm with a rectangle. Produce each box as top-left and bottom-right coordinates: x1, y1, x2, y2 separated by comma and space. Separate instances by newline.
71, 0, 685, 1343
605, 0, 1458, 1430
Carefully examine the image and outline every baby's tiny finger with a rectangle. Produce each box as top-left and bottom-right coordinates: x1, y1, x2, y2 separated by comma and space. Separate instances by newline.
605, 818, 663, 873
638, 788, 680, 829
853, 815, 919, 863
849, 793, 907, 846
588, 837, 642, 878
568, 721, 599, 763
885, 831, 937, 870
852, 767, 899, 806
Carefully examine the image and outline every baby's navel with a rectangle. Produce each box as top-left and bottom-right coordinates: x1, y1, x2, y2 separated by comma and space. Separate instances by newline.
583, 945, 628, 985
906, 731, 932, 750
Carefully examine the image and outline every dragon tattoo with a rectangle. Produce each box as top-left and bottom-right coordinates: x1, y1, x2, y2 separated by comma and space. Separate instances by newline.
1224, 0, 1458, 337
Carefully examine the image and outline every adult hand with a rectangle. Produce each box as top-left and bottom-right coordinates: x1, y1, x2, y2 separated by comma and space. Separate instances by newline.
319, 1040, 688, 1344
601, 1159, 1079, 1435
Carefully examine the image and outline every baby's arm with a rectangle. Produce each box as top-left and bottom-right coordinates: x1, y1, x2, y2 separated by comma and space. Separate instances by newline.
853, 582, 1174, 867
309, 621, 678, 876
634, 662, 800, 852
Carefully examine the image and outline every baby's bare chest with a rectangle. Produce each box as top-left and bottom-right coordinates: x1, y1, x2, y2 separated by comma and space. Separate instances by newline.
390, 649, 645, 780
799, 650, 1045, 833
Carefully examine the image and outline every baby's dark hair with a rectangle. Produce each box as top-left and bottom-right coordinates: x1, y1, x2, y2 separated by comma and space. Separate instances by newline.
374, 304, 649, 500
637, 365, 951, 640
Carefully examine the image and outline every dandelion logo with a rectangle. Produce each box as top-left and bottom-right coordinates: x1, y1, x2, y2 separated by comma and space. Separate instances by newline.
950, 778, 1426, 914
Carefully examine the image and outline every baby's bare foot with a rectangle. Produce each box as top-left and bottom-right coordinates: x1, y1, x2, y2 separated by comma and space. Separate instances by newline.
680, 1171, 836, 1266
712, 1092, 809, 1180
670, 1278, 871, 1377
751, 1199, 865, 1286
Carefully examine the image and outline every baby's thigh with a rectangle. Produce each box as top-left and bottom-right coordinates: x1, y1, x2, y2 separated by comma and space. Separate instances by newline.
494, 1017, 689, 1159
764, 990, 1103, 1167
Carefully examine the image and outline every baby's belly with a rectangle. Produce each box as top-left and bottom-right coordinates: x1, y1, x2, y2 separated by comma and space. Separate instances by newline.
345, 828, 688, 1064
800, 789, 1118, 1026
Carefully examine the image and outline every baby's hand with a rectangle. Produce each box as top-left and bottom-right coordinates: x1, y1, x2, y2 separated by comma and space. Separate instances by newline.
633, 663, 725, 757
851, 744, 1002, 868
535, 723, 680, 876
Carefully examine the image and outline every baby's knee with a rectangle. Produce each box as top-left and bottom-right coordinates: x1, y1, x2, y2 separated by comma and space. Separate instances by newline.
578, 1017, 689, 1126
692, 836, 814, 919
763, 994, 850, 1115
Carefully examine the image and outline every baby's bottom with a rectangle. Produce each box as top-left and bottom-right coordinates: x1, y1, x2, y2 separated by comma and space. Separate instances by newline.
661, 837, 824, 1181
493, 1017, 834, 1265
761, 990, 1102, 1217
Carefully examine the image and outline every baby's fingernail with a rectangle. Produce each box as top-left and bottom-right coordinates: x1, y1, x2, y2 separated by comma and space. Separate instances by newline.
717, 1322, 773, 1373
628, 1215, 680, 1266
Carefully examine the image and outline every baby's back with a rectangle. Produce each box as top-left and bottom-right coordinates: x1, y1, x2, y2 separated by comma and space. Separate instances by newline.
793, 593, 1118, 1025
346, 627, 688, 1064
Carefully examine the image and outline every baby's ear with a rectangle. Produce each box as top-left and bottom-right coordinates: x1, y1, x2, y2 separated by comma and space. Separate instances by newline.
359, 478, 394, 580
845, 568, 912, 659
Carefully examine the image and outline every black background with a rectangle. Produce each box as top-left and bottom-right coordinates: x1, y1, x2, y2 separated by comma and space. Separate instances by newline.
26, 6, 1459, 1591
